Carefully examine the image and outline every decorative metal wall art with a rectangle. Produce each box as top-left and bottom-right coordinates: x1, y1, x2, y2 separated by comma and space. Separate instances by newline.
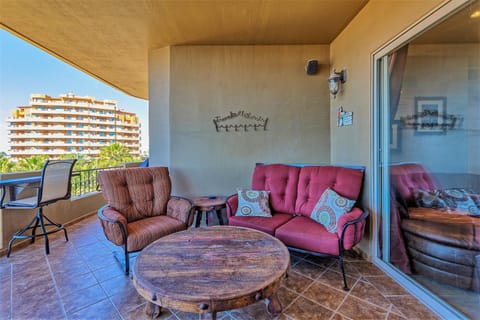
213, 110, 268, 132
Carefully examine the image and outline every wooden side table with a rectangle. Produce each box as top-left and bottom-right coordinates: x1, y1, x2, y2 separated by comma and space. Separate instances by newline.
193, 196, 226, 227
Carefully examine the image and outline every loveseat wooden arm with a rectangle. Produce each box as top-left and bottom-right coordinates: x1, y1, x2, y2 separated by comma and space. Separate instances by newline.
97, 204, 128, 246
338, 208, 369, 251
167, 196, 194, 227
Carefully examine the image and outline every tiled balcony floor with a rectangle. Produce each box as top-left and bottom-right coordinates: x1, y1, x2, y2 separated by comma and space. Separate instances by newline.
0, 214, 438, 320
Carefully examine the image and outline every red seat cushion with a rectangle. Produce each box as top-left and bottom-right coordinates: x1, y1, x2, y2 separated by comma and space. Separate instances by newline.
275, 216, 340, 255
228, 213, 293, 236
127, 215, 186, 252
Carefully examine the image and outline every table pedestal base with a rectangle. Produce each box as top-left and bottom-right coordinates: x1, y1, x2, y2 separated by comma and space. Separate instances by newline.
266, 293, 282, 315
144, 302, 162, 319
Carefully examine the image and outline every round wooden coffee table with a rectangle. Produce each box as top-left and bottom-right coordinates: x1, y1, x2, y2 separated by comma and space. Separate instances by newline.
133, 226, 290, 319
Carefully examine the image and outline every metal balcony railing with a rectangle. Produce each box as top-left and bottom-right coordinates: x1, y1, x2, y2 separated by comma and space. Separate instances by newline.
70, 166, 123, 197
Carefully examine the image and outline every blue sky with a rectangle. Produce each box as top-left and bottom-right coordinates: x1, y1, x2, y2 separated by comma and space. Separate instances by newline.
0, 29, 149, 154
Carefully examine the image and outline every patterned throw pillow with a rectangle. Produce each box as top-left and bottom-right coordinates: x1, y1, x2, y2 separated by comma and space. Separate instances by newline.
310, 188, 356, 233
440, 188, 480, 215
412, 189, 449, 209
412, 188, 480, 215
235, 190, 272, 217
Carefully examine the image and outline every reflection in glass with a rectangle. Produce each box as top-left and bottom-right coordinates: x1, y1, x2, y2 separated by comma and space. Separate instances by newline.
381, 1, 480, 318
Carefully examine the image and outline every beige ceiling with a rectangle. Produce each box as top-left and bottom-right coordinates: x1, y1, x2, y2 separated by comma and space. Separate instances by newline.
0, 0, 368, 99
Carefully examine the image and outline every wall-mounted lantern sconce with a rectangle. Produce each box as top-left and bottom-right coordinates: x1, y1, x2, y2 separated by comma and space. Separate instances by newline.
327, 69, 347, 98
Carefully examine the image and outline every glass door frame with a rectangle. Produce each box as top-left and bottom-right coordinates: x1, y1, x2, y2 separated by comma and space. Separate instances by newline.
370, 0, 472, 319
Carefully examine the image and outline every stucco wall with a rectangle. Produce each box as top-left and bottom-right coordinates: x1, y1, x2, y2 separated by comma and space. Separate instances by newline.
150, 45, 331, 197
329, 0, 444, 254
149, 47, 171, 167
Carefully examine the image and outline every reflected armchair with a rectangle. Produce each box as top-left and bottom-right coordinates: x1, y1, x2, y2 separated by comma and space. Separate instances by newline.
97, 166, 194, 274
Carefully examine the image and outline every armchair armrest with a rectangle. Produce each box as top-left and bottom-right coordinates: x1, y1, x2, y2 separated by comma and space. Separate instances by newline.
167, 196, 194, 227
338, 208, 369, 251
97, 204, 128, 246
226, 194, 238, 218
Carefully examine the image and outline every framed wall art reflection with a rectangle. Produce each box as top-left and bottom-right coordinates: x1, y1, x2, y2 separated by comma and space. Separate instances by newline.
414, 96, 447, 134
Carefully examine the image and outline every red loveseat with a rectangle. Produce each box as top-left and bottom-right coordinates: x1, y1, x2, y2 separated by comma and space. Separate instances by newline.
226, 164, 369, 290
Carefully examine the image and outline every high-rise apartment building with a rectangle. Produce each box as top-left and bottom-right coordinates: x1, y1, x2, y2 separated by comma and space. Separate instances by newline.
6, 93, 141, 159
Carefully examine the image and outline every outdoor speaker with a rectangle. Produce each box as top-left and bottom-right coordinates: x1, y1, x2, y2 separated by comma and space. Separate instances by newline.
306, 60, 318, 75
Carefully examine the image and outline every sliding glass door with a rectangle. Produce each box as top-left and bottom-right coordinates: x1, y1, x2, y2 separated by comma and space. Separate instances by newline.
377, 1, 480, 318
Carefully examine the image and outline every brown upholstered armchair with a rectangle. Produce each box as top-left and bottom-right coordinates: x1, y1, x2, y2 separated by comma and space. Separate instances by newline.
97, 166, 194, 274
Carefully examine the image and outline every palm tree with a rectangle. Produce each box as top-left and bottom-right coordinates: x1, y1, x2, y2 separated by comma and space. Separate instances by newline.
16, 155, 48, 172
0, 154, 15, 173
98, 143, 135, 167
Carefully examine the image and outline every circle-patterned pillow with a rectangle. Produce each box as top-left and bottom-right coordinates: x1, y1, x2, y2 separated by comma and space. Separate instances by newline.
235, 190, 272, 217
310, 188, 356, 233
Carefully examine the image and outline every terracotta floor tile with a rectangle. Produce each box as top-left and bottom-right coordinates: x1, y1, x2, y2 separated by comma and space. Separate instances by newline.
86, 251, 119, 271
337, 295, 388, 320
348, 261, 384, 276
277, 286, 299, 309
1, 213, 444, 320
68, 298, 122, 320
283, 296, 333, 320
55, 269, 99, 295
316, 269, 356, 291
349, 279, 393, 310
329, 260, 362, 277
11, 269, 56, 298
387, 311, 408, 320
0, 282, 11, 319
99, 273, 135, 297
283, 271, 315, 294
61, 284, 108, 314
12, 291, 66, 320
231, 301, 273, 320
291, 259, 325, 280
50, 258, 92, 279
303, 255, 336, 268
302, 281, 347, 310
92, 261, 125, 282
109, 285, 146, 314
331, 312, 353, 320
388, 296, 440, 320
363, 275, 408, 296
47, 252, 87, 271
343, 250, 364, 262
10, 257, 48, 275
290, 252, 307, 264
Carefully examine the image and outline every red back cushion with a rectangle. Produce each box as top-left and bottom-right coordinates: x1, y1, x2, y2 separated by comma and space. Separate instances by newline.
295, 166, 364, 217
252, 164, 300, 215
390, 163, 437, 207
